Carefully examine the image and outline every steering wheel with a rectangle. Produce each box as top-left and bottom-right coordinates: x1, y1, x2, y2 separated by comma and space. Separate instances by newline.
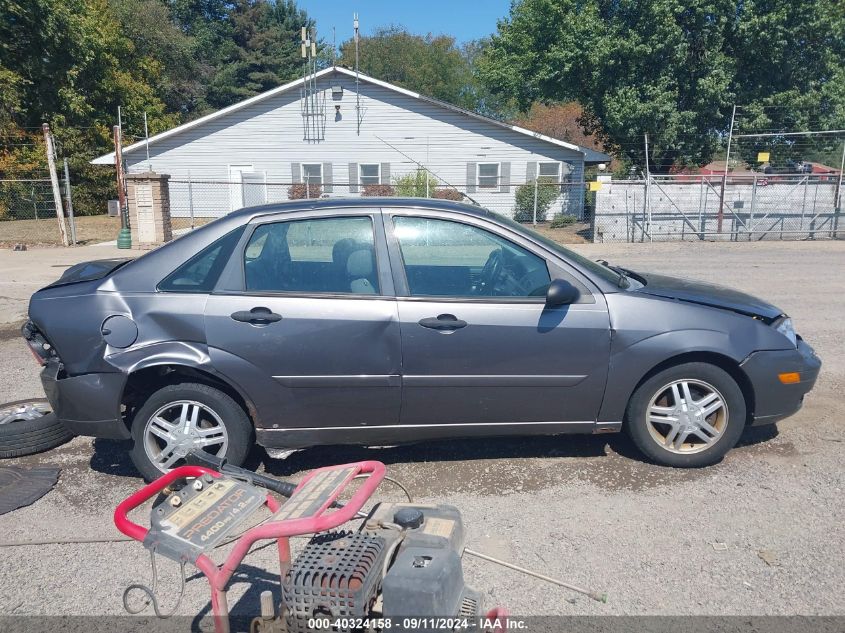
479, 248, 504, 295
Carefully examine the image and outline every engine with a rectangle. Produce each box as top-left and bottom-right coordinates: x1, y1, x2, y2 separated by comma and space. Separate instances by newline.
280, 503, 482, 632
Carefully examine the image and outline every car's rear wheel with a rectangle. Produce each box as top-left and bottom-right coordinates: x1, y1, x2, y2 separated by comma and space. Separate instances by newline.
129, 383, 253, 482
625, 362, 746, 467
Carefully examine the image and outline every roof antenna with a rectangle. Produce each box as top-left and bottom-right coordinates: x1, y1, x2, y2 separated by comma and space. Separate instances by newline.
332, 27, 336, 67
354, 12, 361, 136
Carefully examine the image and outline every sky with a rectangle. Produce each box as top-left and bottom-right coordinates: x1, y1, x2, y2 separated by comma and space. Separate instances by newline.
297, 0, 512, 47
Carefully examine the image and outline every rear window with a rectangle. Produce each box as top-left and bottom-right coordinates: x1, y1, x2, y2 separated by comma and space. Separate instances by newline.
158, 227, 244, 293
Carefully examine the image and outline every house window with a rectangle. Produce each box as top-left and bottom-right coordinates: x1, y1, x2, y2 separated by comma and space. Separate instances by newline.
360, 164, 380, 186
477, 163, 500, 189
538, 162, 561, 181
302, 163, 322, 186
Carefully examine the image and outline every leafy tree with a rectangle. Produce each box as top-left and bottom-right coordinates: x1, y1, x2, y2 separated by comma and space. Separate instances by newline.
207, 0, 315, 108
479, 0, 845, 172
338, 26, 480, 110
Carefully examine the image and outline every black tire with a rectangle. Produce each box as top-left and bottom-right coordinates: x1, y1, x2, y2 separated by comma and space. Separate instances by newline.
129, 383, 253, 482
624, 362, 746, 468
0, 399, 74, 458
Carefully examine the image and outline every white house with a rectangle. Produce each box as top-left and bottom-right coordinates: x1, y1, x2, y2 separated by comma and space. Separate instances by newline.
92, 67, 608, 219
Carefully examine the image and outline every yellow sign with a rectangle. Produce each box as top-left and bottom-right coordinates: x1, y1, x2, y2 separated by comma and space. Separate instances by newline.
589, 181, 602, 192
757, 152, 770, 163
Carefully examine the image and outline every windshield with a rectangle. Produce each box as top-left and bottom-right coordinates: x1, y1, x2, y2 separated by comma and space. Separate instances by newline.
493, 212, 629, 288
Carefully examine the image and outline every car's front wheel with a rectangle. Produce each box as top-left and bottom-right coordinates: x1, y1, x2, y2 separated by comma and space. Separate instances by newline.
625, 362, 746, 467
129, 383, 253, 482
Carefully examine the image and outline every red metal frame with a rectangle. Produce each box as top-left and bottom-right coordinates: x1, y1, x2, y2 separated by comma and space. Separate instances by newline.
114, 461, 386, 633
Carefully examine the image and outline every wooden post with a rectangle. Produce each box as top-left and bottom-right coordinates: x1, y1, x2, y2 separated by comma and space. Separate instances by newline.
41, 123, 69, 246
717, 105, 737, 234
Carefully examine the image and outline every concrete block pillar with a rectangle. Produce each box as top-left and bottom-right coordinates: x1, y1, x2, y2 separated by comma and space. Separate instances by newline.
126, 172, 173, 250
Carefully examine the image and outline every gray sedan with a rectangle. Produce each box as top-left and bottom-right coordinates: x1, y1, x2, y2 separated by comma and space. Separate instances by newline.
24, 199, 820, 480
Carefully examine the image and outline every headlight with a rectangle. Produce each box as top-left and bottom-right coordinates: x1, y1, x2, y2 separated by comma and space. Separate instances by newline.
775, 317, 797, 348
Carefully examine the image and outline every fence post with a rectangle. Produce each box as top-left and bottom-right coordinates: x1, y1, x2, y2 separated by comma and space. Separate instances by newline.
643, 133, 652, 241
532, 177, 539, 226
834, 140, 844, 238
62, 158, 77, 245
188, 170, 195, 230
41, 123, 69, 246
749, 171, 757, 241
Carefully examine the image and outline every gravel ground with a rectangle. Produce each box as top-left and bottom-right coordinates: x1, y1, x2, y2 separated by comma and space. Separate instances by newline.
0, 240, 843, 618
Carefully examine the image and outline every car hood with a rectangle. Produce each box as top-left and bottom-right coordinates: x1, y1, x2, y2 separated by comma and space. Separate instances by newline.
633, 272, 784, 321
46, 258, 132, 288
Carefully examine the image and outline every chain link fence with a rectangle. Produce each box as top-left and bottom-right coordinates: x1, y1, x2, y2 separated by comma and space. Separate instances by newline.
592, 173, 843, 242
164, 177, 590, 237
0, 179, 71, 246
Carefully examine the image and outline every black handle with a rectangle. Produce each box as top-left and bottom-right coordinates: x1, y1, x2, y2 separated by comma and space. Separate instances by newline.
230, 307, 282, 324
418, 314, 467, 331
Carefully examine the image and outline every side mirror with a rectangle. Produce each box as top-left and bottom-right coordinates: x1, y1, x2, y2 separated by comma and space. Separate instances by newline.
546, 278, 580, 306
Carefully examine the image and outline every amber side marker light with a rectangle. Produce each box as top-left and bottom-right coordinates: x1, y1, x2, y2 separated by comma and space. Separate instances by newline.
778, 372, 801, 385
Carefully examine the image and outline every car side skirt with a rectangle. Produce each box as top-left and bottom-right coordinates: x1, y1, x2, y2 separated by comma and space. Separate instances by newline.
256, 420, 622, 449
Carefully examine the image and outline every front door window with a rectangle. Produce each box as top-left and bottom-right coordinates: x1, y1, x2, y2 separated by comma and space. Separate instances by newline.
392, 216, 550, 298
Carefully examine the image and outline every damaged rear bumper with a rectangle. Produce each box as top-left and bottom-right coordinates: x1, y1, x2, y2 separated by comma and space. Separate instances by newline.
40, 360, 130, 440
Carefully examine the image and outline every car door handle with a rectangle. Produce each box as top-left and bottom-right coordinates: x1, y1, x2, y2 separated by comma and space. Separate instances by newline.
230, 307, 282, 324
418, 314, 467, 331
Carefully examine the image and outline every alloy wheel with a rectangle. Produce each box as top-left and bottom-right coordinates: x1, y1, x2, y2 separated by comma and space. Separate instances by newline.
646, 379, 729, 454
142, 400, 228, 472
0, 400, 51, 426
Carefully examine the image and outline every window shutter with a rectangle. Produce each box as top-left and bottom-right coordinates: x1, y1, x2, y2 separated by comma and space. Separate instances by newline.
323, 162, 333, 193
526, 161, 537, 182
499, 162, 511, 193
466, 162, 477, 194
348, 163, 359, 193
380, 162, 391, 185
291, 162, 301, 184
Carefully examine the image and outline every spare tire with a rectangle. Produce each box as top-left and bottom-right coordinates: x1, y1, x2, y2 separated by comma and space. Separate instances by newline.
0, 399, 74, 458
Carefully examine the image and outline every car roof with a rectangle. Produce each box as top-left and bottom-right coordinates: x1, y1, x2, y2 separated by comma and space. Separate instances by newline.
230, 197, 500, 222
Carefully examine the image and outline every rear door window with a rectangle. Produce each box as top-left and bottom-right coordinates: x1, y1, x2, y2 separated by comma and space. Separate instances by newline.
158, 227, 244, 293
244, 216, 379, 294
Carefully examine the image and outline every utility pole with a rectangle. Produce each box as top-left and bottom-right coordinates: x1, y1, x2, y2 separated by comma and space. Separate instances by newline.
113, 125, 131, 249
41, 123, 69, 247
643, 133, 651, 241
62, 158, 77, 245
717, 105, 737, 233
143, 111, 151, 171
834, 139, 845, 238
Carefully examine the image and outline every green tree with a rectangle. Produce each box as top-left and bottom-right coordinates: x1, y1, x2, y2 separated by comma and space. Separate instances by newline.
479, 0, 845, 172
206, 0, 315, 108
338, 26, 481, 110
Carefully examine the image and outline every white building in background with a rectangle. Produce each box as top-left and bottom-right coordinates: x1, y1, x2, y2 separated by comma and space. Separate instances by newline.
92, 67, 608, 219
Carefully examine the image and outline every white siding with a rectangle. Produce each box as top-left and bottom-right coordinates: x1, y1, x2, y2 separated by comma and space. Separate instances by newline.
123, 71, 585, 218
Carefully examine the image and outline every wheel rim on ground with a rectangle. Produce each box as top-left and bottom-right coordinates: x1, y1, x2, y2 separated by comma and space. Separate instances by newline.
142, 400, 228, 473
646, 379, 729, 454
0, 400, 52, 426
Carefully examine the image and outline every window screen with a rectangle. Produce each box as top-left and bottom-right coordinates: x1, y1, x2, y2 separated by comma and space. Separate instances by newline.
478, 163, 500, 189
360, 164, 380, 186
538, 162, 560, 179
302, 164, 322, 185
